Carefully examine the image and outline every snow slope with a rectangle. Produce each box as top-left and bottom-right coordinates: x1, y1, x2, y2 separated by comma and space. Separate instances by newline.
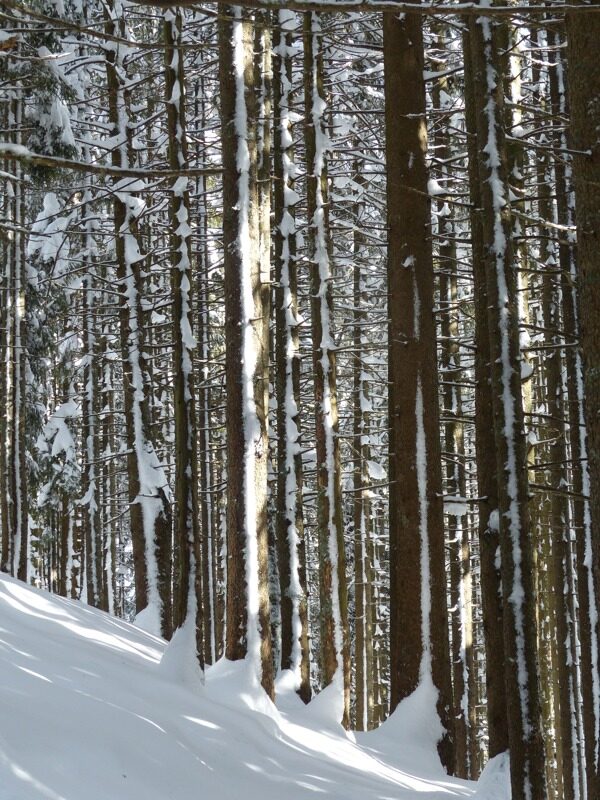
0, 574, 509, 799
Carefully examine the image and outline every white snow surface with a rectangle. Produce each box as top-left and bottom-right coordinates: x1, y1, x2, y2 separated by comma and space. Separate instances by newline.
0, 574, 509, 799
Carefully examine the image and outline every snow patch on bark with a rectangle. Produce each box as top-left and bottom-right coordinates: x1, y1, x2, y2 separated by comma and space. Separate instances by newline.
232, 9, 263, 679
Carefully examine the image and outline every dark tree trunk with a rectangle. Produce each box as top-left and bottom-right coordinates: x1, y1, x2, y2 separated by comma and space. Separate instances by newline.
566, 4, 600, 797
468, 7, 546, 797
273, 10, 311, 703
462, 22, 510, 762
384, 0, 454, 772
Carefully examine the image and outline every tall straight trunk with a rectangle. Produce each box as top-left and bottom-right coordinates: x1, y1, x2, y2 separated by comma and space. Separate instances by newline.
566, 4, 600, 796
164, 7, 204, 668
533, 42, 578, 795
439, 209, 473, 778
196, 257, 213, 663
193, 59, 216, 664
431, 33, 474, 775
517, 63, 558, 800
105, 0, 172, 639
255, 11, 272, 305
4, 92, 28, 582
220, 6, 273, 697
14, 184, 27, 583
255, 10, 276, 670
214, 477, 227, 660
1, 129, 15, 575
303, 11, 350, 726
58, 498, 69, 597
100, 349, 118, 614
383, 1, 453, 771
352, 170, 374, 731
373, 504, 389, 726
0, 85, 8, 574
468, 7, 545, 798
548, 23, 600, 800
81, 192, 103, 608
540, 261, 578, 800
463, 24, 510, 761
273, 9, 311, 703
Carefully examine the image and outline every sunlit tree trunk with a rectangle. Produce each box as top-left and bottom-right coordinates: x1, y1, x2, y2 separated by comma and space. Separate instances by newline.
220, 6, 273, 697
463, 22, 509, 763
468, 6, 546, 797
304, 10, 350, 726
81, 191, 103, 609
105, 0, 172, 638
352, 168, 374, 731
273, 9, 311, 703
164, 7, 204, 667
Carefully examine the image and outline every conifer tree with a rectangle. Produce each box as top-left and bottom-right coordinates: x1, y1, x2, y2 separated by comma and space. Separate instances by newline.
566, 4, 600, 797
273, 9, 311, 702
220, 6, 273, 696
468, 6, 546, 797
164, 7, 204, 667
104, 0, 172, 638
304, 10, 350, 725
384, 0, 453, 770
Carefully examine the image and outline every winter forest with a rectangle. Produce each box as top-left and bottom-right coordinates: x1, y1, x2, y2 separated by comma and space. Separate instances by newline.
1, 0, 600, 799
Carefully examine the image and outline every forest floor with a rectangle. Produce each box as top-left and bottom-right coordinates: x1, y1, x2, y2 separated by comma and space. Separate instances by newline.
0, 574, 509, 799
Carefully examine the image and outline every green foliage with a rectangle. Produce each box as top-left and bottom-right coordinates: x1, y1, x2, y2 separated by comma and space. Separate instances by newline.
21, 0, 82, 182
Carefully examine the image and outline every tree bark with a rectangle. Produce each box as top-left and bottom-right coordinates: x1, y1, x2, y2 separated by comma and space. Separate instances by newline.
105, 0, 172, 638
352, 168, 374, 731
273, 9, 311, 703
81, 196, 103, 609
164, 7, 204, 668
566, 4, 600, 797
468, 7, 546, 797
384, 0, 453, 771
304, 10, 350, 726
220, 6, 273, 697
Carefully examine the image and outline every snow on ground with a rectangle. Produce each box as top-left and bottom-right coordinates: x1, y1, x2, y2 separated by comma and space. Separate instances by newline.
0, 574, 509, 799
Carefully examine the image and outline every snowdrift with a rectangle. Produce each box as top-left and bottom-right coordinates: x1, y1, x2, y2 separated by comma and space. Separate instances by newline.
0, 574, 509, 799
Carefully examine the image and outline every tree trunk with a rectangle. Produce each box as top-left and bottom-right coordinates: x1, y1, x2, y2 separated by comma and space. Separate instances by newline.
304, 10, 350, 726
81, 194, 103, 608
352, 167, 374, 731
468, 7, 546, 797
534, 48, 578, 793
105, 0, 172, 639
384, 0, 454, 771
431, 31, 474, 774
273, 9, 311, 703
463, 20, 511, 763
566, 4, 600, 797
164, 7, 204, 668
220, 6, 273, 697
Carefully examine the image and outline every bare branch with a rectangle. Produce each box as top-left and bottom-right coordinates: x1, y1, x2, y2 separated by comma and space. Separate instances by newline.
4, 0, 600, 26
0, 143, 221, 180
131, 0, 600, 16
